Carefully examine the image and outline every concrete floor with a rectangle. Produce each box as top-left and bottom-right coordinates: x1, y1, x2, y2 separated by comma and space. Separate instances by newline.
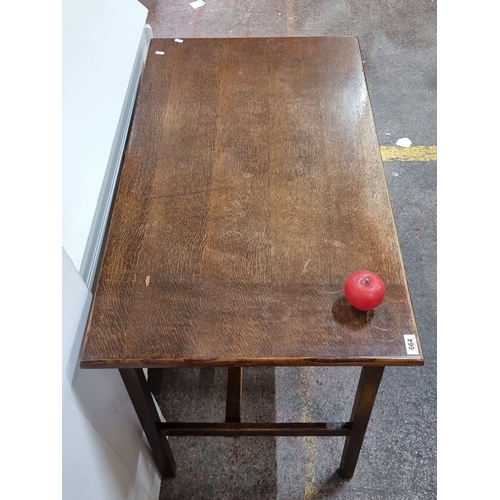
143, 1, 437, 498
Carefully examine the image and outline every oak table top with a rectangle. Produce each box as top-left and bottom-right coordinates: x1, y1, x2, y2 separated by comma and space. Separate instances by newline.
80, 37, 424, 369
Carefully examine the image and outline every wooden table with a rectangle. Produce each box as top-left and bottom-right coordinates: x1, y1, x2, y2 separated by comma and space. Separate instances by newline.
80, 37, 424, 480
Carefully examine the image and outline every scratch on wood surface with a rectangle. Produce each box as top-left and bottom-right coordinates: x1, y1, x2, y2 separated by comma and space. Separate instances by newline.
380, 334, 401, 343
221, 230, 243, 238
145, 275, 151, 287
302, 259, 311, 275
149, 186, 237, 201
313, 287, 343, 295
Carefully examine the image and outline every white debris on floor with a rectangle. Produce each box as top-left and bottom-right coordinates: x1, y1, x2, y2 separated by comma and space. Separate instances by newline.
189, 0, 206, 9
396, 137, 412, 147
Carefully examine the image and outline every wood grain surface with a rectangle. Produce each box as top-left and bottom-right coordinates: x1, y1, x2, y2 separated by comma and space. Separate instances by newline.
80, 38, 424, 368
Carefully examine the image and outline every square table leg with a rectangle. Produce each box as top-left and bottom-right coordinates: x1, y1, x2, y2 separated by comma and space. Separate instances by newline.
225, 367, 243, 423
119, 368, 177, 478
339, 366, 385, 479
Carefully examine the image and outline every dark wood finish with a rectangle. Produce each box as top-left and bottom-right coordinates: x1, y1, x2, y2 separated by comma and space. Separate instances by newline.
339, 366, 385, 479
225, 367, 243, 423
79, 39, 423, 481
119, 369, 176, 478
80, 37, 423, 369
159, 422, 352, 437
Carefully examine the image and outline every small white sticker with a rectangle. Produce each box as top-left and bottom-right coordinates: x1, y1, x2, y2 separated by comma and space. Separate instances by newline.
174, 38, 184, 43
155, 51, 165, 55
404, 334, 420, 355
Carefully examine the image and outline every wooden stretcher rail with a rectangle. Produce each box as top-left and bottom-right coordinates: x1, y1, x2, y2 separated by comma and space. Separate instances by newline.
159, 422, 353, 437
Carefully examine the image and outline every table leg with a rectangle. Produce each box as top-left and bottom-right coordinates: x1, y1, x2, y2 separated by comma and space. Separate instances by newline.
119, 369, 177, 478
225, 367, 243, 423
339, 366, 385, 479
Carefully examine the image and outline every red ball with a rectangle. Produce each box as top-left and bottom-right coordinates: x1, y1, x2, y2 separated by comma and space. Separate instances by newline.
344, 270, 386, 311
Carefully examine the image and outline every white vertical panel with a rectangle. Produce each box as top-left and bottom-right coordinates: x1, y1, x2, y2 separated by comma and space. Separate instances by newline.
62, 397, 154, 500
62, 249, 161, 500
62, 0, 148, 272
79, 25, 153, 287
62, 248, 92, 396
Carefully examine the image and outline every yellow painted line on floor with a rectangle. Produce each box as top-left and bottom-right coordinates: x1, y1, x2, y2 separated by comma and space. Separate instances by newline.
300, 368, 319, 500
286, 0, 295, 36
380, 145, 437, 162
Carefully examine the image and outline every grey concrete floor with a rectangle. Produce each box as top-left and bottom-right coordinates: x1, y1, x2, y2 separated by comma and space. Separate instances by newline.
143, 1, 437, 498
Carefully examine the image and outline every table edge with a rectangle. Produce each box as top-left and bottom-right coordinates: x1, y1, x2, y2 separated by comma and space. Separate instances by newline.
80, 355, 424, 369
